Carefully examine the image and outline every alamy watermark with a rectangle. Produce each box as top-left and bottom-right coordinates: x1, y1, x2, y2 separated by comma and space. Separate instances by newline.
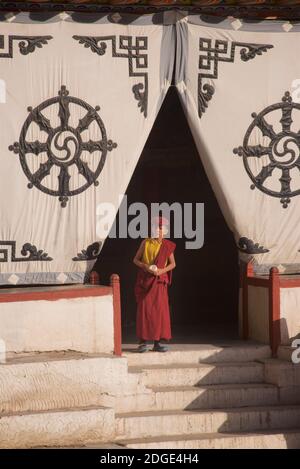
291, 339, 300, 364
96, 195, 204, 249
292, 79, 300, 104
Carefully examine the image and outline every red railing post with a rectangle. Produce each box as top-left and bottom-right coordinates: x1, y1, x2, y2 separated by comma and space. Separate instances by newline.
110, 274, 122, 356
242, 261, 254, 340
269, 267, 281, 357
89, 270, 100, 285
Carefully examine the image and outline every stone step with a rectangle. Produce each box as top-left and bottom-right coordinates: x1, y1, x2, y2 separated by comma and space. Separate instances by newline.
129, 362, 264, 387
264, 358, 300, 387
278, 346, 299, 362
117, 429, 300, 449
0, 352, 145, 415
115, 383, 279, 413
116, 405, 300, 440
0, 406, 114, 449
123, 343, 271, 367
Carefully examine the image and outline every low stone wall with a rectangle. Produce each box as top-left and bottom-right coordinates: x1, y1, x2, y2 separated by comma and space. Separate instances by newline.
0, 294, 114, 354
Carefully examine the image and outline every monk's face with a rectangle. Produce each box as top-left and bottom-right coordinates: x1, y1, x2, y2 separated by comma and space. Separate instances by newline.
152, 224, 166, 238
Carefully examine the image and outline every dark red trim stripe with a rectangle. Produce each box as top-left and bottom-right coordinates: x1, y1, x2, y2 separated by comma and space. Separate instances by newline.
0, 285, 112, 303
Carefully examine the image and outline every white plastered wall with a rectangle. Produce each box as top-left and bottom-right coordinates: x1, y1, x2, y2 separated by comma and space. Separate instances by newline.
0, 294, 114, 353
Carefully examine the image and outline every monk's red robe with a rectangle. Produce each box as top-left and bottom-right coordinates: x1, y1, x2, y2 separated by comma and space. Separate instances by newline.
134, 238, 176, 341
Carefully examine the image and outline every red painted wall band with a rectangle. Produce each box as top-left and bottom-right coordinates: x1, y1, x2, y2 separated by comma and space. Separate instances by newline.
0, 286, 112, 303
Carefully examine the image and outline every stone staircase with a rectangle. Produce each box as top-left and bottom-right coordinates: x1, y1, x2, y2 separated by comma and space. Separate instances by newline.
0, 343, 299, 449
0, 351, 143, 448
114, 344, 300, 449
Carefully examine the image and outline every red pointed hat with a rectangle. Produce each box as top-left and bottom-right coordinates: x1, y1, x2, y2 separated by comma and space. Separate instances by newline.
151, 216, 169, 227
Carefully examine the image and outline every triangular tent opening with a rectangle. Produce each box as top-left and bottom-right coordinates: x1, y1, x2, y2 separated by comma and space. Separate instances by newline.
94, 86, 239, 343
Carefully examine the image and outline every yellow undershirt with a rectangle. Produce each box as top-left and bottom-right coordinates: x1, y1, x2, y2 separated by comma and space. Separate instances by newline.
142, 238, 168, 267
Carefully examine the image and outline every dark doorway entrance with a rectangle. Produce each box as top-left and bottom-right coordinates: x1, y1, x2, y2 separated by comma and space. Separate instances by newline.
93, 87, 239, 343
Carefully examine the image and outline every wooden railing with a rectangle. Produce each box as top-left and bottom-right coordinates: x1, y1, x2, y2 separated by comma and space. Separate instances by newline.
89, 271, 122, 357
241, 261, 300, 357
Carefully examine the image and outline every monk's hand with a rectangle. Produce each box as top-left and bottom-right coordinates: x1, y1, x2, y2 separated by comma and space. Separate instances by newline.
154, 268, 164, 276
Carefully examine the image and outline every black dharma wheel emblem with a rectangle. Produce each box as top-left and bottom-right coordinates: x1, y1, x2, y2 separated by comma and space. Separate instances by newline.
234, 91, 300, 208
9, 85, 117, 207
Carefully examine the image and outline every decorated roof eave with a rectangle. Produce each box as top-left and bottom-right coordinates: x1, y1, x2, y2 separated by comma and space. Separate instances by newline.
1, 2, 300, 20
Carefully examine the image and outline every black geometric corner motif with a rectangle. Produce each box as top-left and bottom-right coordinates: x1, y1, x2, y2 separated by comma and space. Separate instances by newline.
0, 35, 52, 58
0, 241, 52, 262
233, 91, 300, 209
73, 241, 102, 261
9, 85, 117, 208
198, 38, 273, 118
73, 35, 148, 118
238, 237, 269, 254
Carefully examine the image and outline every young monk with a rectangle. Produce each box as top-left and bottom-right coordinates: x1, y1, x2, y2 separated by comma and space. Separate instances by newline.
133, 216, 176, 352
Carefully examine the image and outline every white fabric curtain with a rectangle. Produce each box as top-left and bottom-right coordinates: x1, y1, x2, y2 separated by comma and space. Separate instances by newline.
176, 12, 300, 274
2, 10, 300, 285
0, 12, 175, 284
